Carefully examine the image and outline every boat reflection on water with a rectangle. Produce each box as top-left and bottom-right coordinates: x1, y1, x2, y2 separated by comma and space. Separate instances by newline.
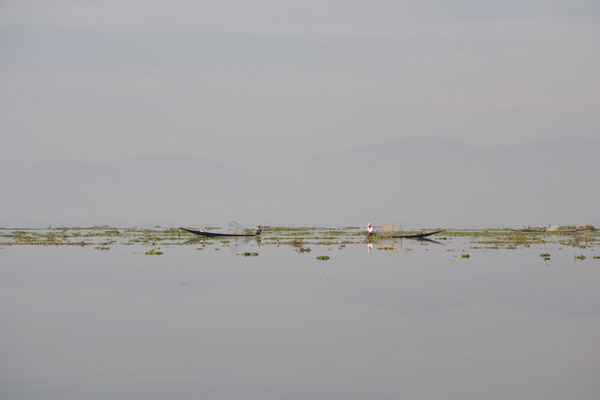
415, 237, 444, 246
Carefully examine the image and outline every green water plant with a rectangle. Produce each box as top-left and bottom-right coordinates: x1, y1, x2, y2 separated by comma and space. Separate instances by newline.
145, 249, 163, 255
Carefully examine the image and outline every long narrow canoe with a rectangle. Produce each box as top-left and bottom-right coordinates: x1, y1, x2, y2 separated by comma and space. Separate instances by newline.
180, 227, 257, 237
375, 229, 446, 239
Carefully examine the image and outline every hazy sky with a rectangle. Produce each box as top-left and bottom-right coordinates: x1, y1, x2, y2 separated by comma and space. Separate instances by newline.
1, 0, 600, 166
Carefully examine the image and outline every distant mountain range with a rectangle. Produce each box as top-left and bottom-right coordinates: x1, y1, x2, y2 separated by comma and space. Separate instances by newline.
2, 137, 599, 228
301, 137, 599, 227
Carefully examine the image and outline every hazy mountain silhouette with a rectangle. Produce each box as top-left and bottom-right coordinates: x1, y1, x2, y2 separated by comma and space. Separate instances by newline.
2, 138, 598, 228
298, 137, 599, 228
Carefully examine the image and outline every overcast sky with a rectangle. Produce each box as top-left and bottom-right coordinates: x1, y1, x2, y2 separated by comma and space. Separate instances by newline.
1, 0, 599, 167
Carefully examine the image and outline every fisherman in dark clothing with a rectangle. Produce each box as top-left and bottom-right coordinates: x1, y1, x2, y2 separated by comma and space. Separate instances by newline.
255, 224, 262, 235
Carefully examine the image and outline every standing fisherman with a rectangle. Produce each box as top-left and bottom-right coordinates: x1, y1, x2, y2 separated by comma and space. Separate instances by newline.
255, 224, 262, 235
366, 223, 374, 236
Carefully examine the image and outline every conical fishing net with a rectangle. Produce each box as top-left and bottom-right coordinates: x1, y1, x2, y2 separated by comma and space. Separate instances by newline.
374, 221, 401, 236
228, 221, 253, 235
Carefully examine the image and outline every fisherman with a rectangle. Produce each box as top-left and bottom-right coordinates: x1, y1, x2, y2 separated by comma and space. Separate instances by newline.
255, 224, 262, 235
366, 222, 374, 236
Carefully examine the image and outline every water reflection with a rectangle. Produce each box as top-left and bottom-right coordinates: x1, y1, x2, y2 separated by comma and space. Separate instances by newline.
415, 237, 445, 245
1, 234, 599, 400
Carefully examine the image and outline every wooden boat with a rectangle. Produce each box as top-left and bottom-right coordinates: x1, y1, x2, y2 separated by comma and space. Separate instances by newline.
372, 229, 446, 239
180, 227, 257, 237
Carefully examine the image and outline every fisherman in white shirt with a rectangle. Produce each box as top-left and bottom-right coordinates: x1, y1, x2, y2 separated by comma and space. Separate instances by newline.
366, 223, 374, 236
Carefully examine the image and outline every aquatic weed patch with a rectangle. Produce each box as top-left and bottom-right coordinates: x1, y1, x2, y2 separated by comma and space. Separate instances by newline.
377, 246, 395, 251
558, 235, 599, 249
2, 227, 597, 259
145, 249, 163, 255
470, 232, 547, 248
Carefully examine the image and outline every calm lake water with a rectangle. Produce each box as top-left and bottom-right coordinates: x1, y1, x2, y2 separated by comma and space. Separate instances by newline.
1, 230, 599, 400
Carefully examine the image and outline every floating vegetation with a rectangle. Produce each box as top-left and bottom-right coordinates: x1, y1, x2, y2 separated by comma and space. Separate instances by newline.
0, 226, 597, 263
574, 255, 586, 260
145, 249, 163, 255
316, 255, 330, 260
315, 241, 337, 245
559, 236, 599, 249
323, 230, 346, 236
280, 231, 312, 237
241, 252, 259, 257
